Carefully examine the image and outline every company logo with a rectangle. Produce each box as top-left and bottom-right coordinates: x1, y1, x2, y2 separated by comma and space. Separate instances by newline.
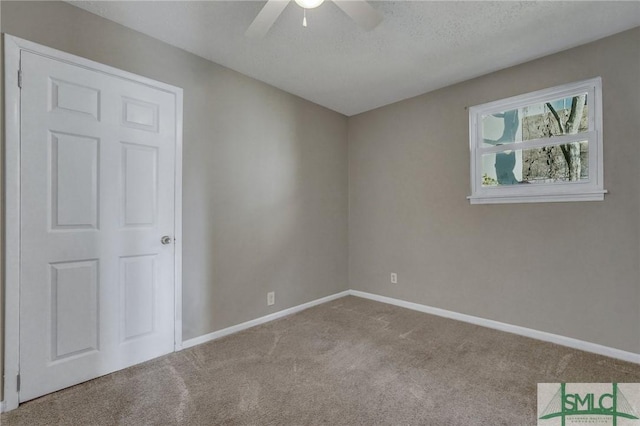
538, 383, 640, 426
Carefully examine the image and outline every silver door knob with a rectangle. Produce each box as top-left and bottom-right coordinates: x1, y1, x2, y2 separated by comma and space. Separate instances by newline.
161, 236, 173, 245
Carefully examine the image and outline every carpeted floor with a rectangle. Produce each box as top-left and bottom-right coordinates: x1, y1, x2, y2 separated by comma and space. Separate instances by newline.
2, 295, 639, 425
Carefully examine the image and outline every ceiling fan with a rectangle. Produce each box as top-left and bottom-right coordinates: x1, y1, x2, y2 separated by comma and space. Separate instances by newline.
246, 0, 383, 38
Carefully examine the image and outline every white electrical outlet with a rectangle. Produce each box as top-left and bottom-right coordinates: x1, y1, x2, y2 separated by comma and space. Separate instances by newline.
390, 273, 398, 284
267, 291, 275, 306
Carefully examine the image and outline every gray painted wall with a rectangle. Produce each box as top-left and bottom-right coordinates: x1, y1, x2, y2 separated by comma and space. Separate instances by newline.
1, 0, 348, 351
0, 0, 4, 402
349, 27, 640, 354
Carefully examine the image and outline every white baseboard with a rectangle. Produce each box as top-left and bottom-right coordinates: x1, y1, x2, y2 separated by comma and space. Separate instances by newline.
2, 289, 637, 414
181, 291, 350, 349
349, 290, 640, 364
179, 288, 639, 364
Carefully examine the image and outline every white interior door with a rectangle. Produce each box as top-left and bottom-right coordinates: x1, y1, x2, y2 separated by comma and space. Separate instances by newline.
19, 50, 179, 402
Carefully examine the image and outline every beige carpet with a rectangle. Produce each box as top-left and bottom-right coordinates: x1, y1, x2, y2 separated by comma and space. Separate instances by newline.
2, 295, 639, 425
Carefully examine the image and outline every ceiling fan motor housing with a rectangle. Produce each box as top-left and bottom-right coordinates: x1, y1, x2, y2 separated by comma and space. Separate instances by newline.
294, 0, 325, 9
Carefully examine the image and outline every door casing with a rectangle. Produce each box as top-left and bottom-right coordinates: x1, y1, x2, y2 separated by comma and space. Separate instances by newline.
2, 34, 184, 412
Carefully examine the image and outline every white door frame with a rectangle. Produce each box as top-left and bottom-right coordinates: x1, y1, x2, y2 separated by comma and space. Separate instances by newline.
3, 34, 184, 412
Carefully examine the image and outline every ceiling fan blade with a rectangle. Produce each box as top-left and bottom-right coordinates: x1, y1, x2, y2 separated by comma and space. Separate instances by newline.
333, 0, 382, 31
246, 0, 290, 38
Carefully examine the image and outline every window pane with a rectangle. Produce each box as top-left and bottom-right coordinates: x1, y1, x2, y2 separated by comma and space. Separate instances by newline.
481, 93, 589, 147
481, 141, 589, 186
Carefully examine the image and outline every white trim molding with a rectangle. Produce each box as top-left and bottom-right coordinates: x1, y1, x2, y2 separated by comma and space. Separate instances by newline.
173, 86, 184, 352
182, 291, 351, 349
4, 33, 24, 414
349, 290, 640, 364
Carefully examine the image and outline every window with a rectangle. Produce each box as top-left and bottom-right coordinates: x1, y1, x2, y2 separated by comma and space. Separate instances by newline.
468, 77, 606, 204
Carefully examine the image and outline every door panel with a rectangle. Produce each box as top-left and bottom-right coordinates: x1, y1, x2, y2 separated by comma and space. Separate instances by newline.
122, 143, 158, 227
50, 260, 100, 361
121, 254, 156, 341
51, 78, 101, 120
20, 50, 178, 402
51, 132, 100, 229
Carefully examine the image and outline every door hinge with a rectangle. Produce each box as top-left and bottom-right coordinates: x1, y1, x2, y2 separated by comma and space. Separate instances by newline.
18, 69, 23, 89
17, 374, 21, 392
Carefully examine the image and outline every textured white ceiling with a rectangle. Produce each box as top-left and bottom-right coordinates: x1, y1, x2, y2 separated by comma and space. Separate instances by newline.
69, 1, 640, 116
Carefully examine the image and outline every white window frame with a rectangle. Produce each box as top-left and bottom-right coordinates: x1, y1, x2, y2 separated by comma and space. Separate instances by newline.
467, 77, 606, 204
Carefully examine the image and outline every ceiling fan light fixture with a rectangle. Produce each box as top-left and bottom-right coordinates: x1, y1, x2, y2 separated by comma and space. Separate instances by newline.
294, 0, 325, 9
246, 0, 382, 38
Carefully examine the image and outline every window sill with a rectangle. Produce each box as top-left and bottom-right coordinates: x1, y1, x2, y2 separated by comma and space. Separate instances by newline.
467, 190, 607, 204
